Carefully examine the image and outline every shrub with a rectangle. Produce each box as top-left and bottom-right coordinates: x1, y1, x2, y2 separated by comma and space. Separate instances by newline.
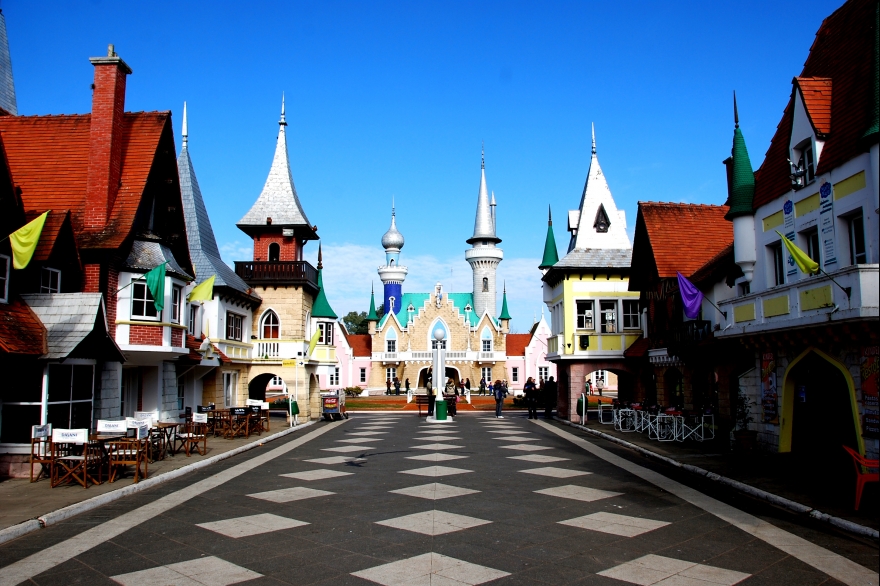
344, 386, 364, 397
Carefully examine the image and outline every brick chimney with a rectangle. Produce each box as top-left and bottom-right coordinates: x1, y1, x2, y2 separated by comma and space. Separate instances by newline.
84, 44, 132, 232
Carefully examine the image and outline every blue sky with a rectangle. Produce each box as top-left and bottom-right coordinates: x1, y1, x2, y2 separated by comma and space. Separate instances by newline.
5, 0, 844, 331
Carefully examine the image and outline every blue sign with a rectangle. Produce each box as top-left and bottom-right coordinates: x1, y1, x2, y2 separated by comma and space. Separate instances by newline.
820, 182, 832, 198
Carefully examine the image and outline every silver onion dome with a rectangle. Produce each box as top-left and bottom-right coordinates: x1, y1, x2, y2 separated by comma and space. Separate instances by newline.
381, 213, 405, 250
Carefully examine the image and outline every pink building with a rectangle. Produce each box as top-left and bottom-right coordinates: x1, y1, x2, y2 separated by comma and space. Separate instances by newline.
333, 326, 374, 393
504, 315, 557, 394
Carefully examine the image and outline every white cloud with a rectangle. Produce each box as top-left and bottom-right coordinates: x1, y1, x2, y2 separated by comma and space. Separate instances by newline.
219, 241, 253, 265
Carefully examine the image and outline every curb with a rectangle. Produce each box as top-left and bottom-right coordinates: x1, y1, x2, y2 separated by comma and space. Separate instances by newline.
554, 417, 878, 541
0, 421, 315, 546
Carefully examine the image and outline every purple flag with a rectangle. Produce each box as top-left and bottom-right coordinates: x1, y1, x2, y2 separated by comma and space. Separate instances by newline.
677, 272, 703, 319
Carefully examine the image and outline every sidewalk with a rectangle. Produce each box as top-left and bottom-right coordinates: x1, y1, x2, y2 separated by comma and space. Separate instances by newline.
567, 414, 878, 534
345, 395, 529, 411
0, 423, 303, 532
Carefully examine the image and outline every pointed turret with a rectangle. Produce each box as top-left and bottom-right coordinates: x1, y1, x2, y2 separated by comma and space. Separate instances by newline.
366, 285, 378, 335
465, 146, 504, 318
0, 9, 17, 115
467, 145, 501, 245
378, 200, 408, 315
724, 93, 757, 282
311, 244, 337, 319
539, 206, 559, 269
178, 103, 258, 302
237, 95, 316, 240
498, 283, 511, 334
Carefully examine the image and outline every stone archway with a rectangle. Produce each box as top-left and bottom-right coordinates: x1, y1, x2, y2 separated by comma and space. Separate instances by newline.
555, 360, 636, 422
248, 373, 276, 401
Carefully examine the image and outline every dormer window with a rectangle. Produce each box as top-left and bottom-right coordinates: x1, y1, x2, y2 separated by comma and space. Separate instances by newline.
594, 204, 610, 233
790, 139, 815, 189
40, 268, 61, 293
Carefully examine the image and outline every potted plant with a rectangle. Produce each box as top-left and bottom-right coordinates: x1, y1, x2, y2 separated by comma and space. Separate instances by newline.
733, 386, 757, 450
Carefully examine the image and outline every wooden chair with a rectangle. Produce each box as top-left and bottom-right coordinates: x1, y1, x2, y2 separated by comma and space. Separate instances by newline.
107, 422, 148, 483
29, 424, 52, 483
246, 405, 263, 436
177, 413, 208, 456
843, 445, 878, 510
227, 407, 250, 439
51, 429, 100, 488
414, 395, 430, 417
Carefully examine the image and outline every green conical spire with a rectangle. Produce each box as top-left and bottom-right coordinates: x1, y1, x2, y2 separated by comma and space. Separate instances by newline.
498, 282, 512, 321
725, 92, 756, 220
539, 206, 559, 269
311, 244, 338, 319
366, 284, 379, 321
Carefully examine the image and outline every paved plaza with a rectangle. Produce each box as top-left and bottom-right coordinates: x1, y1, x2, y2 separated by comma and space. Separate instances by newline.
0, 414, 876, 586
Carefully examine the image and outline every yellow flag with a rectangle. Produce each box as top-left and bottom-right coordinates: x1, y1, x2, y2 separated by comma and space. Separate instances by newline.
10, 211, 49, 269
775, 230, 819, 275
187, 275, 215, 302
307, 328, 321, 357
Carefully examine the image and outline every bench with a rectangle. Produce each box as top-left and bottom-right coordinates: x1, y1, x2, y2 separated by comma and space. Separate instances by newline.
442, 394, 458, 417
414, 395, 430, 417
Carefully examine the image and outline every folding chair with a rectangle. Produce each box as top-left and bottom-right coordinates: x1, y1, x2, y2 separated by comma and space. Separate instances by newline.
107, 422, 148, 483
177, 413, 208, 456
227, 407, 250, 439
615, 408, 636, 432
29, 424, 52, 482
246, 405, 263, 436
51, 429, 100, 488
96, 419, 127, 436
597, 401, 613, 424
677, 415, 704, 442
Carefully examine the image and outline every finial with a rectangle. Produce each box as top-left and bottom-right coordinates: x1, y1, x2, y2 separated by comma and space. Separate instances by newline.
548, 205, 552, 225
733, 91, 739, 129
481, 141, 485, 169
108, 44, 116, 57
181, 102, 188, 147
317, 242, 323, 270
392, 195, 395, 217
491, 191, 496, 206
280, 92, 287, 127
591, 122, 596, 155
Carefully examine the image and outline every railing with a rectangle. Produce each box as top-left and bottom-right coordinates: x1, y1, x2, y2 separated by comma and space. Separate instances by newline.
256, 341, 280, 358
446, 351, 467, 359
667, 320, 713, 345
234, 260, 318, 290
548, 336, 559, 354
225, 345, 250, 359
372, 352, 399, 362
412, 352, 433, 359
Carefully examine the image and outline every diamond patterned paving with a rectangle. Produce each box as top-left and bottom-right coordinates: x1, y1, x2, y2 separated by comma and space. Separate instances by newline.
246, 486, 334, 503
534, 484, 621, 502
279, 469, 353, 481
597, 554, 751, 585
375, 510, 492, 536
389, 482, 481, 500
351, 552, 510, 585
111, 556, 262, 586
410, 442, 464, 450
499, 444, 552, 452
518, 466, 591, 478
196, 513, 308, 538
507, 454, 570, 463
398, 465, 473, 477
559, 512, 669, 537
405, 452, 469, 461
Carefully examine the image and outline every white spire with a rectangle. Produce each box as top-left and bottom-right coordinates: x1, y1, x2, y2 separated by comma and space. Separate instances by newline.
591, 122, 596, 155
468, 146, 500, 244
181, 101, 188, 147
280, 92, 287, 126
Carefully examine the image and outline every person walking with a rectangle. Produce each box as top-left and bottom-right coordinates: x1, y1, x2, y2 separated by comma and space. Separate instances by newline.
586, 378, 593, 396
524, 377, 539, 419
386, 379, 392, 395
596, 377, 604, 397
405, 378, 411, 393
393, 377, 401, 396
465, 378, 471, 396
493, 379, 506, 418
479, 377, 487, 396
543, 375, 557, 418
426, 376, 436, 416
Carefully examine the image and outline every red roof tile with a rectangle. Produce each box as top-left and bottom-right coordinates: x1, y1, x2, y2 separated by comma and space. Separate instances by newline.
623, 336, 650, 358
0, 298, 46, 355
506, 333, 531, 356
754, 0, 876, 209
347, 334, 372, 357
633, 203, 732, 283
797, 77, 832, 136
0, 112, 170, 250
24, 209, 73, 263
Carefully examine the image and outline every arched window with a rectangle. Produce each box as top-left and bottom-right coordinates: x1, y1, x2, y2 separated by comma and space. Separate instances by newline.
385, 328, 397, 353
261, 310, 280, 339
268, 243, 280, 262
480, 327, 493, 352
482, 277, 489, 292
429, 320, 448, 349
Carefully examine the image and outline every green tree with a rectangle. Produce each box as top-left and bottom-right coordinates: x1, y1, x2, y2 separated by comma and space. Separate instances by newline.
342, 311, 368, 335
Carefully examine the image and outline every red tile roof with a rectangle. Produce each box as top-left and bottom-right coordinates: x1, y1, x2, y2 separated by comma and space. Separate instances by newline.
347, 334, 372, 357
506, 333, 531, 357
633, 203, 732, 281
797, 77, 832, 136
24, 209, 73, 263
690, 243, 742, 289
0, 298, 46, 355
754, 0, 877, 209
0, 112, 170, 250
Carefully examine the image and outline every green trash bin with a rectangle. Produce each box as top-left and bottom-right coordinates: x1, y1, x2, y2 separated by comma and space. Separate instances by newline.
576, 396, 585, 417
435, 399, 448, 420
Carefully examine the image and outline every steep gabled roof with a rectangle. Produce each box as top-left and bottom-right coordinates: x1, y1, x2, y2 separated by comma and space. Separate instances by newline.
796, 77, 832, 136
505, 333, 531, 356
630, 202, 732, 290
24, 209, 78, 264
0, 298, 45, 355
753, 0, 878, 209
347, 334, 372, 357
0, 112, 171, 249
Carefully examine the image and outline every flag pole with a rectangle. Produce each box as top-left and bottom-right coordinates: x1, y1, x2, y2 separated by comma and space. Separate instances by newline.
818, 268, 852, 300
115, 261, 170, 293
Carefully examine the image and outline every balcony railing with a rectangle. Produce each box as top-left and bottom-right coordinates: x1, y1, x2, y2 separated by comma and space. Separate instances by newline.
256, 341, 280, 358
234, 260, 318, 291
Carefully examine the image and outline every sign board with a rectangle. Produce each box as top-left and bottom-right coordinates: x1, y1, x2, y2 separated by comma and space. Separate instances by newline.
782, 199, 798, 279
323, 397, 339, 412
282, 360, 297, 368
819, 182, 838, 268
97, 420, 127, 433
761, 352, 779, 424
31, 424, 51, 439
860, 346, 879, 439
52, 428, 88, 444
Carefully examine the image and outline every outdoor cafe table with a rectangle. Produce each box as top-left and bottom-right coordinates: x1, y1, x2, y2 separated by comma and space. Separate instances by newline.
152, 421, 180, 460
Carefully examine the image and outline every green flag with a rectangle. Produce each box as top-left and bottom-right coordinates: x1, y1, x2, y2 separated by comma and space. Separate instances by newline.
144, 263, 166, 312
10, 211, 49, 269
187, 275, 215, 302
775, 230, 819, 275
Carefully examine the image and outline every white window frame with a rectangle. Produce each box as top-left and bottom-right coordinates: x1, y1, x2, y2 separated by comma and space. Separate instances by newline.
0, 254, 8, 303
261, 310, 280, 339
46, 363, 95, 431
318, 322, 334, 345
623, 300, 640, 329
226, 312, 244, 341
386, 367, 396, 382
386, 338, 397, 352
131, 280, 160, 320
40, 267, 61, 293
511, 367, 519, 383
576, 300, 594, 330
802, 227, 821, 267
171, 285, 182, 323
222, 371, 238, 408
481, 367, 492, 383
329, 367, 340, 386
847, 210, 867, 265
768, 242, 785, 287
359, 368, 367, 384
538, 366, 549, 382
189, 305, 198, 334
599, 300, 617, 334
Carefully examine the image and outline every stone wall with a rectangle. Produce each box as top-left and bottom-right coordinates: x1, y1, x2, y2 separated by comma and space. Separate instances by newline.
253, 286, 313, 340
93, 361, 122, 420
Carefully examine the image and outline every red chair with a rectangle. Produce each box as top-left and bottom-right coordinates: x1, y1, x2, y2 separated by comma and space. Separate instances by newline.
843, 445, 878, 511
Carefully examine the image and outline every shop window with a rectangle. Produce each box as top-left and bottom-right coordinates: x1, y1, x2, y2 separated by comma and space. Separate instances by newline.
0, 363, 45, 443
40, 267, 61, 293
46, 364, 95, 431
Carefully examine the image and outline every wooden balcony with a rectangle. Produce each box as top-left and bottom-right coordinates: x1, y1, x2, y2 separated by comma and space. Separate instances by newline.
234, 261, 318, 293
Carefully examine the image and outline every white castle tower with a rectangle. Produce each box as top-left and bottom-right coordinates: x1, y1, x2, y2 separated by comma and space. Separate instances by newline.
465, 148, 503, 317
377, 201, 407, 314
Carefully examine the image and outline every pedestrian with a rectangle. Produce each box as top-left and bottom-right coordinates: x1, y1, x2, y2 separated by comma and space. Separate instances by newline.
426, 376, 436, 416
465, 378, 471, 395
493, 379, 506, 418
394, 377, 401, 396
458, 379, 465, 396
446, 377, 455, 397
596, 377, 604, 396
543, 375, 557, 418
586, 379, 593, 396
479, 377, 487, 396
405, 378, 411, 393
386, 379, 392, 395
524, 377, 539, 419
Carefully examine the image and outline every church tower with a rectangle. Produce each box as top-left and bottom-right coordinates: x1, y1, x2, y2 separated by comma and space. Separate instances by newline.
377, 203, 407, 315
465, 148, 503, 317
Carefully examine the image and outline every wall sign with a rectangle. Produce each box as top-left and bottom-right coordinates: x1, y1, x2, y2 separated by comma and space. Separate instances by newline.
782, 200, 798, 279
860, 346, 879, 439
819, 181, 838, 268
761, 352, 779, 424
